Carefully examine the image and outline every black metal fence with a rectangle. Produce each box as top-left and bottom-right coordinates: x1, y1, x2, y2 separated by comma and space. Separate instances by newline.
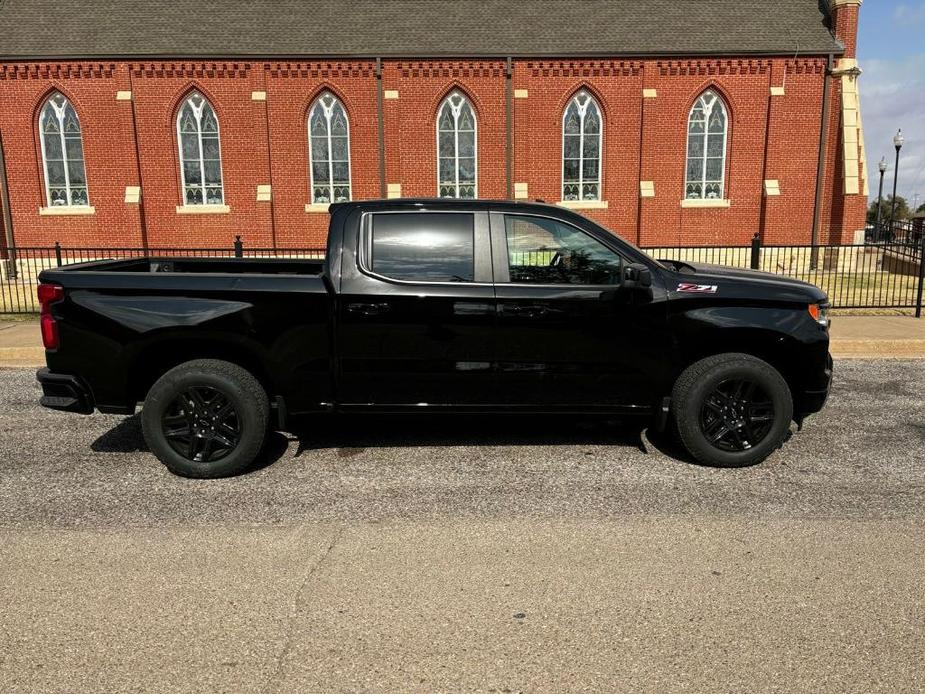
2, 233, 924, 316
648, 235, 925, 315
0, 237, 325, 315
865, 217, 924, 251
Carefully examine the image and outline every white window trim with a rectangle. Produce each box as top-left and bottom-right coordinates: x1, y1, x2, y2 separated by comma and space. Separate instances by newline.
561, 90, 603, 202
436, 91, 478, 199
556, 200, 609, 210
308, 92, 352, 204
39, 93, 90, 208
680, 198, 731, 208
39, 205, 95, 216
176, 204, 231, 215
176, 92, 225, 206
684, 90, 729, 201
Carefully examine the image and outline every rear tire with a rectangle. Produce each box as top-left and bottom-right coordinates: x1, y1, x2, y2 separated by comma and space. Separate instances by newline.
672, 353, 793, 468
141, 359, 269, 478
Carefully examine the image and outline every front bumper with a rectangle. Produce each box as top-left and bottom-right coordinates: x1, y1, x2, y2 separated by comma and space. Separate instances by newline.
36, 368, 94, 414
799, 352, 833, 416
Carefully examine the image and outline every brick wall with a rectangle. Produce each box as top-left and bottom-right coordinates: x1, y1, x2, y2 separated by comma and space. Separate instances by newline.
0, 54, 867, 249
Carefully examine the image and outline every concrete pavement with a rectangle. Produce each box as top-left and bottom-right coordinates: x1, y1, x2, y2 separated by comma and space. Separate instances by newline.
0, 319, 44, 367
3, 519, 923, 693
1, 360, 924, 692
2, 315, 925, 366
829, 315, 925, 358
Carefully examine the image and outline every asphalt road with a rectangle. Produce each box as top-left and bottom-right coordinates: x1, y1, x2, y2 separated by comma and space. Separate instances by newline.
1, 360, 924, 692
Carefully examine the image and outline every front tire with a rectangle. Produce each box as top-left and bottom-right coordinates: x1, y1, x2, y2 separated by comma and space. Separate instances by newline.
141, 359, 269, 478
672, 353, 793, 468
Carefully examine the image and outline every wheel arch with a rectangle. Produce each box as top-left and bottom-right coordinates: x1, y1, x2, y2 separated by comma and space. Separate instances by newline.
127, 336, 276, 404
673, 327, 805, 403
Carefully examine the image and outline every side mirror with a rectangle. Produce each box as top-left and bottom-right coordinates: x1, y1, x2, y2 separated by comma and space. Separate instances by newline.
623, 263, 652, 289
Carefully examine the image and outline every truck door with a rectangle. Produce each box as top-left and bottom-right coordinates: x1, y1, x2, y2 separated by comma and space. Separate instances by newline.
489, 211, 668, 410
336, 209, 497, 407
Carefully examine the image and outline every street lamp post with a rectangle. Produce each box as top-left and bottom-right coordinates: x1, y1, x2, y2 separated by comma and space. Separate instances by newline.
875, 157, 888, 239
888, 129, 904, 239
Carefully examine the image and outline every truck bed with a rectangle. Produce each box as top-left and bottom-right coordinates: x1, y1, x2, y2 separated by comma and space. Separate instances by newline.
37, 255, 333, 415
46, 256, 326, 276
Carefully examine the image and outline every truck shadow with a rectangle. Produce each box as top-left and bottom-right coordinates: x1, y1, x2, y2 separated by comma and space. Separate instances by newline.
91, 412, 694, 471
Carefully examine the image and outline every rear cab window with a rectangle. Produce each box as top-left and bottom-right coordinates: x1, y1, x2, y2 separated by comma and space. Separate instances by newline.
368, 212, 475, 283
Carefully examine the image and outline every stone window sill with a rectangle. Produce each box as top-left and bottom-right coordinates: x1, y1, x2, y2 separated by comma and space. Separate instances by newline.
304, 203, 332, 213
680, 198, 731, 209
556, 200, 609, 210
39, 206, 95, 216
176, 205, 231, 215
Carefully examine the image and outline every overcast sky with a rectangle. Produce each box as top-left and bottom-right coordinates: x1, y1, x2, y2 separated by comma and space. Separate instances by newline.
858, 1, 925, 207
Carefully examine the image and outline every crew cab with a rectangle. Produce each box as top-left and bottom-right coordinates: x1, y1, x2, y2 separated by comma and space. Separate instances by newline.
36, 199, 832, 477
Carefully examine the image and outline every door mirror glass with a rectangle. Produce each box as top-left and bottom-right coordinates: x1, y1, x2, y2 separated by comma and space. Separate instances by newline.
503, 215, 623, 285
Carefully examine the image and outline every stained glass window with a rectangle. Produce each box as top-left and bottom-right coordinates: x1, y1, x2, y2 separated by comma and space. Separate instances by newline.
177, 92, 224, 206
685, 90, 728, 200
308, 92, 352, 204
562, 90, 602, 202
437, 91, 477, 199
39, 93, 89, 207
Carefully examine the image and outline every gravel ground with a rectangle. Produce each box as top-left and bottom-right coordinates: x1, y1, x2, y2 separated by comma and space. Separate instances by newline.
1, 360, 924, 693
0, 360, 923, 529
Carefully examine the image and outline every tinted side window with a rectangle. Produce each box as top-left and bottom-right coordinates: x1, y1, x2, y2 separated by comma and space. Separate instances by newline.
504, 215, 623, 285
370, 213, 475, 282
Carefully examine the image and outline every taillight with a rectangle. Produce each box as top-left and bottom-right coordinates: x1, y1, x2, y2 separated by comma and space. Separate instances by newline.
37, 283, 64, 350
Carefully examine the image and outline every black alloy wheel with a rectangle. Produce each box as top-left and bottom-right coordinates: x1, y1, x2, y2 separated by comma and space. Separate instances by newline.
142, 359, 269, 478
671, 353, 793, 468
162, 386, 241, 462
698, 378, 775, 452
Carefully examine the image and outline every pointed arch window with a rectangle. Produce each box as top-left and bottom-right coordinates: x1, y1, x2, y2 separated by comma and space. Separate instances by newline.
685, 90, 728, 200
309, 92, 352, 204
39, 93, 89, 207
437, 91, 477, 199
562, 90, 602, 202
177, 92, 224, 206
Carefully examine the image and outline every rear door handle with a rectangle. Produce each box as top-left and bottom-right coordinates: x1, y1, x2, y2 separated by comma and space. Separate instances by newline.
347, 302, 392, 316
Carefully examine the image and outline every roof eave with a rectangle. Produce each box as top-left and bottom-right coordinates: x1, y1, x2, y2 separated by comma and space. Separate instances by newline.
0, 46, 846, 63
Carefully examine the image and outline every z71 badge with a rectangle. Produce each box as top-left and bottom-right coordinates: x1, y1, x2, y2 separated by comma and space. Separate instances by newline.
677, 283, 718, 293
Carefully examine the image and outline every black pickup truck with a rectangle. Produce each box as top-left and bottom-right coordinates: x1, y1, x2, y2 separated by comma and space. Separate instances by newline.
36, 199, 832, 477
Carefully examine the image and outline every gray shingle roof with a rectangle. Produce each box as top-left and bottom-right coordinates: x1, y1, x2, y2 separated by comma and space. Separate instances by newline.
0, 0, 842, 60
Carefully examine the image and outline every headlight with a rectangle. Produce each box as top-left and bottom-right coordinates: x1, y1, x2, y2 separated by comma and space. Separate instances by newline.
808, 302, 830, 328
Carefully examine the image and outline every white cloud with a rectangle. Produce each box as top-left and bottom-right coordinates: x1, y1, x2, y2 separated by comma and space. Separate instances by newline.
860, 53, 925, 205
893, 3, 925, 25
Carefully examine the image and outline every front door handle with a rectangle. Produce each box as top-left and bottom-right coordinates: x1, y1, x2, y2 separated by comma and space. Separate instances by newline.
347, 302, 392, 316
502, 304, 550, 319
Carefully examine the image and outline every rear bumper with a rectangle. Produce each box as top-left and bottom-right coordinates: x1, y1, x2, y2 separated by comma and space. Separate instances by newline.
798, 352, 833, 416
36, 368, 94, 414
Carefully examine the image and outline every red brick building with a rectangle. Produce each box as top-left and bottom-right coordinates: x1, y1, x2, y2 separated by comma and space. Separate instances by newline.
0, 0, 867, 251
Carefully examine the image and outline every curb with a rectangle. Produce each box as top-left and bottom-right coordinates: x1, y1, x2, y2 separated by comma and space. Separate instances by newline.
829, 340, 925, 360
0, 347, 45, 368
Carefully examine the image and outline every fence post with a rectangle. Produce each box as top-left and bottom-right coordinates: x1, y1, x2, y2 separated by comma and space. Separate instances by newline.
915, 232, 925, 319
233, 235, 243, 258
750, 233, 761, 270
4, 245, 16, 280
54, 241, 62, 267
